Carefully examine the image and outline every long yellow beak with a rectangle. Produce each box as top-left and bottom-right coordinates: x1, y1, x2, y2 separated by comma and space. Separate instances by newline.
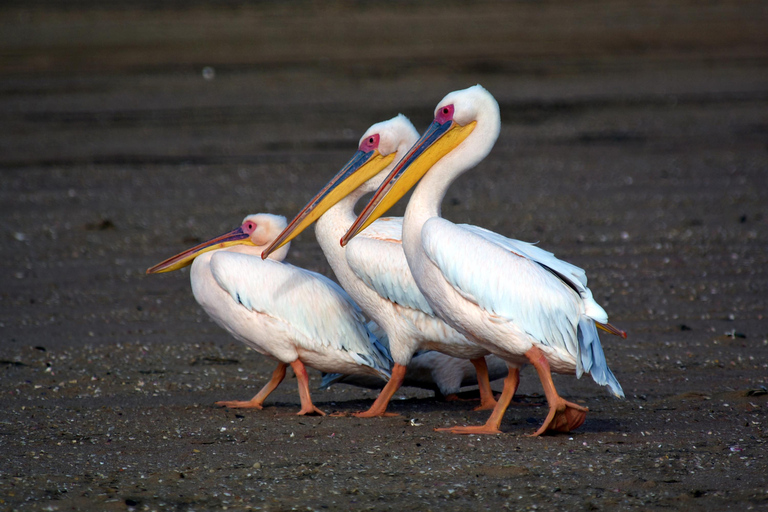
260, 149, 395, 259
146, 226, 254, 274
341, 118, 476, 246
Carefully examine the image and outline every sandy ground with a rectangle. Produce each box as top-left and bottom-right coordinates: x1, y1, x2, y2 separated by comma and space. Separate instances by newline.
1, 1, 768, 510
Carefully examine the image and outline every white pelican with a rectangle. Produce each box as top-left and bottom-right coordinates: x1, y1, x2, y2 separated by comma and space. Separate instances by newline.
146, 213, 392, 416
321, 349, 510, 401
342, 85, 625, 435
261, 115, 501, 417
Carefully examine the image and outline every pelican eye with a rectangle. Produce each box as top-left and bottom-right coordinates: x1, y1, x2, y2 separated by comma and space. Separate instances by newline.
359, 133, 380, 152
243, 221, 257, 233
435, 104, 455, 124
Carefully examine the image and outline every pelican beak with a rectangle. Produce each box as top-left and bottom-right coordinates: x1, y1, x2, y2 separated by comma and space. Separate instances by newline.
146, 226, 253, 274
341, 118, 476, 246
260, 148, 396, 259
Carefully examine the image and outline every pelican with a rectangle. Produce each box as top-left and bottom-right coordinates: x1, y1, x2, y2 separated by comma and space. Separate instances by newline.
261, 115, 501, 417
342, 85, 625, 435
321, 350, 510, 401
146, 213, 391, 416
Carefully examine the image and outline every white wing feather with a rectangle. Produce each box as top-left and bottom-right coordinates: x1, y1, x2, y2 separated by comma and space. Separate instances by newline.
422, 218, 581, 357
346, 218, 436, 316
461, 224, 608, 323
422, 219, 623, 397
209, 251, 388, 369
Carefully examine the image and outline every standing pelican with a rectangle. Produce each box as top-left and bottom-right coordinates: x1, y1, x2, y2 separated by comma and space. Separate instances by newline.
146, 213, 391, 416
342, 85, 625, 435
262, 116, 501, 417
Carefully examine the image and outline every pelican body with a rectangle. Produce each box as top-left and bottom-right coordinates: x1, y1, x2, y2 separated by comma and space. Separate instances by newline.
342, 85, 625, 435
147, 214, 391, 416
263, 116, 501, 416
321, 350, 510, 400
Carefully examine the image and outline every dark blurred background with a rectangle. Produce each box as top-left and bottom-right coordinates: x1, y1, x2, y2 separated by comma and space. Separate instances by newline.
3, 1, 766, 171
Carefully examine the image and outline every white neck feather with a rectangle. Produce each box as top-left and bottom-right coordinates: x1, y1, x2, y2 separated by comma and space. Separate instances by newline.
402, 109, 501, 252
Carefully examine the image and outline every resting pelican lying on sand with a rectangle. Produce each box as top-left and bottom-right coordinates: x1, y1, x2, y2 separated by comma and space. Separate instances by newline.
321, 349, 509, 401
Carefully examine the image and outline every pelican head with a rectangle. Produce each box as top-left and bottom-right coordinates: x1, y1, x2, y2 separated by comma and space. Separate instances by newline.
341, 85, 500, 245
146, 213, 289, 274
260, 114, 418, 259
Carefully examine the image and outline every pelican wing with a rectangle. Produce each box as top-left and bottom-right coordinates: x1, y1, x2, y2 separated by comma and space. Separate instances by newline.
461, 224, 607, 323
461, 224, 587, 286
346, 218, 436, 316
423, 219, 623, 397
422, 218, 582, 357
209, 251, 391, 376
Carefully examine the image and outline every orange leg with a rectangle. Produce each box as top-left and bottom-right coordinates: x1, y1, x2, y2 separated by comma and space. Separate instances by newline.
525, 346, 588, 436
352, 363, 407, 418
470, 357, 499, 411
290, 360, 325, 416
436, 365, 520, 435
215, 362, 287, 409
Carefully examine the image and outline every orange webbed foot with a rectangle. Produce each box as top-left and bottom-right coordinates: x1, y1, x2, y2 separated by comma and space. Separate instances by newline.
352, 409, 400, 418
349, 363, 406, 418
530, 398, 588, 437
442, 392, 498, 411
296, 405, 326, 416
215, 400, 264, 409
473, 394, 498, 411
435, 424, 502, 435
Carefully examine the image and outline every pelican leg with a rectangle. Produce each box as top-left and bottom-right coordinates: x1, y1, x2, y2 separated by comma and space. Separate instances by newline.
436, 365, 520, 435
290, 360, 326, 416
215, 362, 288, 409
352, 363, 406, 418
470, 357, 499, 411
525, 346, 588, 436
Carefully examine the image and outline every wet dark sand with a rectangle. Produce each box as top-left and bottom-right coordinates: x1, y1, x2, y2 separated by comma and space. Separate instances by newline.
1, 2, 767, 510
